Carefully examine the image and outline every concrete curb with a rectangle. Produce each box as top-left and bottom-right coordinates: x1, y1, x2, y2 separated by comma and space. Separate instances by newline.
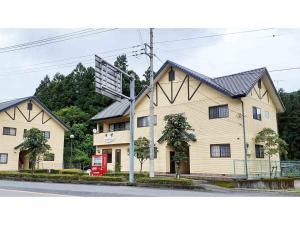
0, 177, 205, 191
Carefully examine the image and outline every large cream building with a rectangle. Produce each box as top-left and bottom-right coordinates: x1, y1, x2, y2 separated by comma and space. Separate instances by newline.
0, 96, 69, 171
92, 61, 284, 177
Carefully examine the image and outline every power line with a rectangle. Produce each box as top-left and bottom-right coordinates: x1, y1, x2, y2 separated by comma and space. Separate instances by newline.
0, 52, 143, 79
0, 29, 95, 51
136, 28, 149, 67
0, 28, 118, 54
154, 28, 274, 44
269, 66, 300, 72
0, 45, 143, 74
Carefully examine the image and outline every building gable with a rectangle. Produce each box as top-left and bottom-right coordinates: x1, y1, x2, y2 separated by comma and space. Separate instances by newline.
0, 96, 69, 131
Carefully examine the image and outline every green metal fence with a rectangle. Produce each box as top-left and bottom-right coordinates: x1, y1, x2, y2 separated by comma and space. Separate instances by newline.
280, 161, 300, 177
233, 160, 300, 179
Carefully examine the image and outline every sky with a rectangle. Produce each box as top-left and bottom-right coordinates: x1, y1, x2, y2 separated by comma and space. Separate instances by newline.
0, 28, 300, 102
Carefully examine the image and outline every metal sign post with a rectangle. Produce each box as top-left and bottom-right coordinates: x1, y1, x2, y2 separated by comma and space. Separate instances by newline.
95, 55, 135, 183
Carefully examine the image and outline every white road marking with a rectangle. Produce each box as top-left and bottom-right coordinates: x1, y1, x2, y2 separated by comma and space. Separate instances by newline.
0, 188, 76, 197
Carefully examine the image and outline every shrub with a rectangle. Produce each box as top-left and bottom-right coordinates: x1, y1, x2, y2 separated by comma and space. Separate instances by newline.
0, 171, 20, 177
49, 169, 60, 174
30, 173, 79, 180
80, 175, 124, 182
58, 169, 84, 175
20, 169, 50, 174
104, 172, 149, 179
137, 177, 193, 186
0, 171, 79, 181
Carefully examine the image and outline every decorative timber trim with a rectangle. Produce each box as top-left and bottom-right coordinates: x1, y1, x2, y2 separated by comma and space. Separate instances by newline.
188, 75, 202, 101
5, 107, 16, 120
4, 105, 52, 124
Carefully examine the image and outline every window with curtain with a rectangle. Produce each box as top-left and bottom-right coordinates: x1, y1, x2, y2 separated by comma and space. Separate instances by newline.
253, 106, 262, 120
210, 144, 231, 158
0, 153, 8, 164
209, 105, 229, 119
3, 127, 16, 136
137, 115, 157, 127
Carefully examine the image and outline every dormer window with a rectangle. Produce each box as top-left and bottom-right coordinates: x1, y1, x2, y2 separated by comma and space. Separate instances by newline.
168, 67, 175, 81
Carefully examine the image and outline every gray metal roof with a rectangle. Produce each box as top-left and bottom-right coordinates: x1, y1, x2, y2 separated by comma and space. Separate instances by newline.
92, 62, 283, 121
213, 68, 266, 96
91, 98, 129, 121
0, 96, 70, 131
0, 97, 30, 112
156, 60, 233, 97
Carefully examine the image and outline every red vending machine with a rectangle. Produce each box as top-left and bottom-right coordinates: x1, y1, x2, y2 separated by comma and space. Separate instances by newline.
91, 154, 108, 176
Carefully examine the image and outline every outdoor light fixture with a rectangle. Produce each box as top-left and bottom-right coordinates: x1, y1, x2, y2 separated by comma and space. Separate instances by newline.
69, 134, 75, 168
93, 129, 97, 134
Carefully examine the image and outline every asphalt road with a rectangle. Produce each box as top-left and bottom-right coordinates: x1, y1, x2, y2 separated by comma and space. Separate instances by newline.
0, 180, 299, 197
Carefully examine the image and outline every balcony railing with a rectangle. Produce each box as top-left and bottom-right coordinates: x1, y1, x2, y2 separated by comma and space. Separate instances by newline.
93, 129, 130, 146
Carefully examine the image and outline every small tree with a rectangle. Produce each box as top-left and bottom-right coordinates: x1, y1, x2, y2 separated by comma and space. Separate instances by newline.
158, 114, 196, 179
129, 137, 158, 173
21, 128, 51, 173
255, 128, 288, 178
72, 148, 90, 170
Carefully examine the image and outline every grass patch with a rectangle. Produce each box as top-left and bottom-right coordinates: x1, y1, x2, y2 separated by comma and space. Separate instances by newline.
214, 181, 236, 188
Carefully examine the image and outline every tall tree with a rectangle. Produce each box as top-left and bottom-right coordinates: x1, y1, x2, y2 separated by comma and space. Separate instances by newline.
55, 106, 89, 128
19, 128, 51, 173
35, 63, 112, 119
142, 66, 156, 86
158, 114, 196, 179
255, 128, 288, 178
114, 54, 145, 96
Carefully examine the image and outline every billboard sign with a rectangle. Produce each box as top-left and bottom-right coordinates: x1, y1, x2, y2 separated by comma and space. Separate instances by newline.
95, 55, 123, 101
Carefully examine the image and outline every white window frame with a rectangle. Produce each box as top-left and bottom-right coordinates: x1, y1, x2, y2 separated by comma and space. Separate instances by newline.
0, 153, 8, 164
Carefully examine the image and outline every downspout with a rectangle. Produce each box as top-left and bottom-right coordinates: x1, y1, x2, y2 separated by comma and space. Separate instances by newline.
240, 98, 248, 179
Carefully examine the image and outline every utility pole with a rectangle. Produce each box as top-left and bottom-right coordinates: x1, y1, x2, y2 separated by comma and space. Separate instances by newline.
129, 76, 135, 183
149, 28, 155, 178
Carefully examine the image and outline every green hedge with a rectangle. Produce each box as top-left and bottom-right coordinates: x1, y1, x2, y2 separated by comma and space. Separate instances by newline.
19, 169, 84, 175
0, 171, 123, 183
0, 172, 79, 180
58, 169, 84, 175
20, 169, 50, 174
104, 172, 149, 179
137, 177, 193, 186
80, 175, 124, 182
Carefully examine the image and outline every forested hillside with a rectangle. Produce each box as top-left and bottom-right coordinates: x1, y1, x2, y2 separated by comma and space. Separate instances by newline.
278, 89, 300, 160
34, 55, 149, 167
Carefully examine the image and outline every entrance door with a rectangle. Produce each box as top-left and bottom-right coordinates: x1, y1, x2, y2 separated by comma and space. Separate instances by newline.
170, 151, 175, 173
115, 149, 121, 172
